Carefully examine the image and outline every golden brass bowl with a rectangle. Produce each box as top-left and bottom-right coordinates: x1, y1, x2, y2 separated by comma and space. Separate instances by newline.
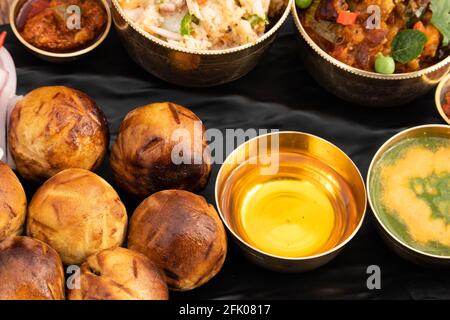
215, 131, 367, 272
435, 74, 450, 125
367, 125, 450, 267
292, 3, 450, 107
9, 0, 112, 63
110, 0, 293, 87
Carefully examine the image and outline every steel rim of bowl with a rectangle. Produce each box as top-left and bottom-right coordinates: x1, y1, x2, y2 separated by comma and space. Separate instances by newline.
367, 124, 450, 260
9, 0, 112, 58
214, 131, 367, 262
292, 2, 450, 81
435, 74, 450, 125
111, 0, 294, 56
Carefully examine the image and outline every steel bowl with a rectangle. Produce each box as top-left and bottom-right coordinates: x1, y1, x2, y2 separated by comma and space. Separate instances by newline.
215, 131, 367, 272
110, 0, 293, 87
367, 125, 450, 267
9, 0, 112, 63
435, 74, 450, 125
292, 3, 450, 107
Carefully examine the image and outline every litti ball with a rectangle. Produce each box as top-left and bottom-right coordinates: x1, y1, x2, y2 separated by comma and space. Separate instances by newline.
68, 247, 169, 300
0, 162, 27, 242
128, 190, 227, 291
8, 86, 109, 182
26, 168, 128, 265
110, 102, 211, 198
0, 236, 65, 300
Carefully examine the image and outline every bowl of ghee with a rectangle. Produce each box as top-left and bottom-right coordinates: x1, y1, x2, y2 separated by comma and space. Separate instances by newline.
215, 131, 366, 272
368, 125, 450, 267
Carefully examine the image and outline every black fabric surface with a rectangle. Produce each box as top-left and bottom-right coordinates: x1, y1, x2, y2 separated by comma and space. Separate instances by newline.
2, 20, 450, 300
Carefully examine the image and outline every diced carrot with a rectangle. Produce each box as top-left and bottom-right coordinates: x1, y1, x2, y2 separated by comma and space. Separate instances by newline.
413, 21, 426, 33
336, 11, 359, 26
0, 32, 6, 49
198, 0, 207, 5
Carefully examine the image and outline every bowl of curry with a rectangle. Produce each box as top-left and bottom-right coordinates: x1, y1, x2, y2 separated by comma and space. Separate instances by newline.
292, 0, 450, 107
435, 73, 450, 125
10, 0, 112, 62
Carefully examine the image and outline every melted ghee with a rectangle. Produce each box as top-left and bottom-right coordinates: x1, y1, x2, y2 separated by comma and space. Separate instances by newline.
221, 152, 357, 258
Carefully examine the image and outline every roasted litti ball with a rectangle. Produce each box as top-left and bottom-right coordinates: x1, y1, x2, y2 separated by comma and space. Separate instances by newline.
0, 162, 27, 242
110, 102, 212, 198
8, 86, 109, 182
128, 190, 227, 291
26, 168, 128, 265
68, 247, 169, 300
0, 236, 65, 300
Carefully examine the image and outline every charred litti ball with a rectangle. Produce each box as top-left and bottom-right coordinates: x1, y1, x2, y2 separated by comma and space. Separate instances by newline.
8, 86, 109, 182
128, 190, 227, 291
0, 236, 65, 300
0, 162, 27, 242
26, 168, 128, 265
110, 102, 212, 198
68, 247, 169, 300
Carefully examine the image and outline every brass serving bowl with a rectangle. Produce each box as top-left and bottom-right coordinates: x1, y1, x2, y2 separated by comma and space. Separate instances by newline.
367, 125, 450, 267
9, 0, 112, 63
215, 131, 367, 272
110, 0, 293, 87
435, 74, 450, 125
292, 3, 450, 107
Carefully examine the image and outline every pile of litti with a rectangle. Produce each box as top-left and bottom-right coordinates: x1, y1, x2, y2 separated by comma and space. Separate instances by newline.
0, 89, 227, 300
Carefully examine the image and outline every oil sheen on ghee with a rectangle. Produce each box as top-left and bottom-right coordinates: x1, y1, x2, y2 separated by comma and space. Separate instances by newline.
221, 152, 357, 258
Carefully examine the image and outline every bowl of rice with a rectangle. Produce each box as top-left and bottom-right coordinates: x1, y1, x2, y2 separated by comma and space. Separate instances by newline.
111, 0, 292, 87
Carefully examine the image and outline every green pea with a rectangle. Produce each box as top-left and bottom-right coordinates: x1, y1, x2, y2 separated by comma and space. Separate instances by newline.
296, 0, 313, 9
375, 54, 395, 75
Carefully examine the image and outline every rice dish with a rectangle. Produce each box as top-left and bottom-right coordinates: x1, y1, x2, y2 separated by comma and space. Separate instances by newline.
118, 0, 287, 50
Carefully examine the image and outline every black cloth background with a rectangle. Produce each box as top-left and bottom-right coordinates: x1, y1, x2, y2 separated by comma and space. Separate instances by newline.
2, 19, 450, 300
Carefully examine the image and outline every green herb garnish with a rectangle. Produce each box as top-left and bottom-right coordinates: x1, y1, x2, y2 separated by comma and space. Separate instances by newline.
248, 14, 268, 28
410, 172, 450, 225
181, 13, 197, 36
391, 30, 428, 64
430, 0, 450, 46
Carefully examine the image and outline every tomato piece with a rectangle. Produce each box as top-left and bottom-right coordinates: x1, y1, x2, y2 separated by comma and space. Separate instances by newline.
413, 21, 426, 33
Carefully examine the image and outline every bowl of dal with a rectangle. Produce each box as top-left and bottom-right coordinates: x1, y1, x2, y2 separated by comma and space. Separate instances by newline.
368, 125, 450, 267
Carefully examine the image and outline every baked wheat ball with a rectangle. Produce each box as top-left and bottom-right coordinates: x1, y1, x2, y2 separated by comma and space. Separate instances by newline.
0, 162, 27, 242
128, 190, 227, 291
68, 247, 169, 300
110, 102, 212, 198
26, 168, 128, 265
0, 236, 65, 300
8, 86, 109, 182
